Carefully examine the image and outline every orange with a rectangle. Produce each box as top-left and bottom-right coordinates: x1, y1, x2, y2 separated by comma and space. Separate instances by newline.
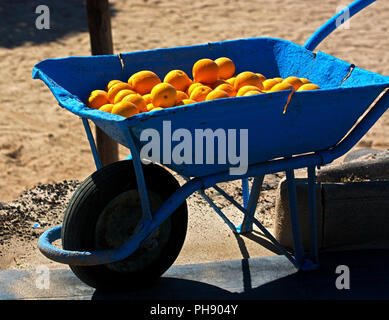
176, 99, 197, 106
215, 83, 235, 97
150, 107, 164, 111
209, 79, 228, 89
234, 71, 264, 91
106, 80, 123, 91
282, 76, 304, 91
164, 70, 192, 92
146, 103, 155, 111
255, 73, 267, 83
151, 83, 177, 108
122, 94, 148, 113
111, 101, 139, 118
214, 57, 235, 80
262, 78, 282, 91
192, 58, 219, 84
187, 82, 205, 96
243, 91, 261, 96
300, 78, 311, 84
269, 82, 295, 92
88, 90, 109, 109
142, 93, 152, 105
190, 85, 212, 102
226, 77, 236, 86
113, 89, 137, 104
131, 70, 161, 95
236, 85, 261, 97
99, 104, 114, 113
205, 89, 230, 101
176, 90, 189, 104
107, 82, 132, 103
273, 77, 283, 82
297, 83, 321, 91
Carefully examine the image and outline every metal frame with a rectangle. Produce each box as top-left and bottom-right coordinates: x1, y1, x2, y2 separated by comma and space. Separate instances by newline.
38, 0, 386, 271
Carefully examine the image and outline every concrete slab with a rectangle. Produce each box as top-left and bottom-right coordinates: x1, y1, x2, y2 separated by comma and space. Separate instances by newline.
1, 249, 389, 300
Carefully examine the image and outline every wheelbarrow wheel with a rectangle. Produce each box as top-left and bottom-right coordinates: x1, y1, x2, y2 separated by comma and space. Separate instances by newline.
61, 160, 188, 290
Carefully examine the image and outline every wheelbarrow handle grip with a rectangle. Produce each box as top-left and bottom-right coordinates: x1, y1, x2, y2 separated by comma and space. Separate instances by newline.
304, 0, 376, 51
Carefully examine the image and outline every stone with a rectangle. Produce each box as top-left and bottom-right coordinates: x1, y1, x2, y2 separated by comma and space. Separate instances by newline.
273, 177, 323, 251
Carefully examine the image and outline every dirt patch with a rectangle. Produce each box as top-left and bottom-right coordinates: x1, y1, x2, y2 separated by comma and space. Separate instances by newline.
0, 172, 284, 270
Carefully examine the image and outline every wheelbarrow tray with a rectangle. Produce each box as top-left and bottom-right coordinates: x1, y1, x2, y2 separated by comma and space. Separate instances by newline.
33, 37, 389, 177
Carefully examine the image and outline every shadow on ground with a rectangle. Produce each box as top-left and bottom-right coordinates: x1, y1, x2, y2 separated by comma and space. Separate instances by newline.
92, 249, 389, 300
0, 0, 117, 48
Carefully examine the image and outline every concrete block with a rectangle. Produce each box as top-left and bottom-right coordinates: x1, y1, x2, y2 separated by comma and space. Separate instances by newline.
317, 149, 389, 182
274, 178, 389, 251
323, 181, 389, 248
343, 148, 381, 163
273, 177, 323, 251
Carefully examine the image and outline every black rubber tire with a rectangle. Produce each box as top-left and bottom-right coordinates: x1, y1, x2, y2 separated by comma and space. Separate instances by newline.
61, 160, 188, 290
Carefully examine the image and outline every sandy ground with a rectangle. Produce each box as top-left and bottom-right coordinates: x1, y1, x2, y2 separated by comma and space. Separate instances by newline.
1, 0, 389, 271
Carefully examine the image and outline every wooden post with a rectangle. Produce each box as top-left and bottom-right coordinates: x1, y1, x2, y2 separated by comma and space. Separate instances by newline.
86, 0, 119, 166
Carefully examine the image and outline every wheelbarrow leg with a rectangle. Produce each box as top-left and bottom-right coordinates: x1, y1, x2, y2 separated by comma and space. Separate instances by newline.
307, 166, 319, 265
82, 118, 102, 170
236, 176, 264, 234
285, 169, 305, 268
285, 169, 318, 270
242, 178, 250, 208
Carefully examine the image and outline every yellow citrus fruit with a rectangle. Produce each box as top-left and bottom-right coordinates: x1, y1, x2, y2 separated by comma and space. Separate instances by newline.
142, 93, 152, 105
273, 77, 283, 82
106, 80, 123, 91
190, 85, 213, 102
209, 79, 228, 89
269, 82, 295, 92
300, 78, 311, 85
146, 103, 155, 111
99, 104, 114, 113
131, 70, 161, 95
88, 90, 109, 109
214, 57, 235, 80
113, 89, 137, 104
297, 83, 321, 91
262, 78, 282, 91
236, 85, 262, 97
215, 83, 235, 97
187, 82, 203, 96
243, 91, 261, 96
150, 107, 164, 111
192, 58, 219, 84
255, 73, 267, 83
282, 76, 304, 91
122, 94, 148, 113
178, 99, 197, 106
151, 83, 177, 108
111, 101, 139, 118
205, 89, 230, 101
107, 82, 132, 103
164, 70, 192, 92
226, 77, 236, 86
234, 71, 264, 91
176, 90, 189, 104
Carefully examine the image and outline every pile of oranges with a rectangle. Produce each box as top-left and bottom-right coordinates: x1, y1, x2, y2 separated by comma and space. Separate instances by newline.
87, 57, 321, 118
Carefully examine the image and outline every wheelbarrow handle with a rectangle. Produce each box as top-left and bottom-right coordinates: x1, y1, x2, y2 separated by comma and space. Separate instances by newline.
304, 0, 376, 51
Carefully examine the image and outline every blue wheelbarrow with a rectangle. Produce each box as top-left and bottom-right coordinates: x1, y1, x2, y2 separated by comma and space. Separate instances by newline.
33, 0, 389, 289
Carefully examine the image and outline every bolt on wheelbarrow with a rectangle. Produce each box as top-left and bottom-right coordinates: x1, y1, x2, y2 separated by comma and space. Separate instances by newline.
33, 0, 389, 290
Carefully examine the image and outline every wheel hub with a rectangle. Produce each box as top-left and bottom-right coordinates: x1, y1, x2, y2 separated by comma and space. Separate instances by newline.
94, 190, 171, 273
